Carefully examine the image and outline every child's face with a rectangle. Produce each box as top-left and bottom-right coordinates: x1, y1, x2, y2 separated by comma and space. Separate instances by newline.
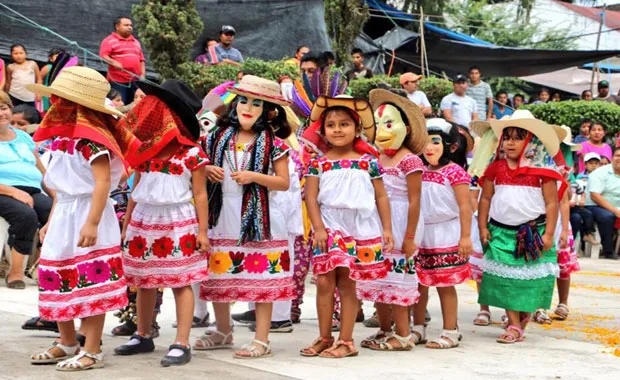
423, 134, 444, 166
585, 159, 600, 173
600, 157, 610, 165
10, 112, 29, 131
112, 96, 124, 108
539, 91, 550, 102
502, 129, 527, 161
236, 95, 263, 131
580, 122, 591, 136
323, 110, 357, 148
133, 89, 146, 103
11, 47, 26, 63
589, 124, 605, 143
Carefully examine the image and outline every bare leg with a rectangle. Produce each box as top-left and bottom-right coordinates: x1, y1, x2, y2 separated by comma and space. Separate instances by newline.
413, 285, 429, 326
76, 314, 105, 365
557, 278, 570, 305
8, 249, 25, 283
329, 268, 357, 356
235, 302, 273, 357
375, 302, 392, 332
437, 286, 458, 330
136, 288, 157, 335
317, 271, 337, 339
171, 286, 194, 347
213, 302, 232, 334
392, 305, 410, 337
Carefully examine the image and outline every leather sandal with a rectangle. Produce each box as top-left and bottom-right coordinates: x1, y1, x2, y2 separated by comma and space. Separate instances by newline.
233, 339, 272, 359
31, 343, 80, 364
300, 337, 334, 357
361, 329, 391, 348
368, 333, 415, 351
56, 351, 104, 371
193, 330, 233, 351
319, 339, 359, 358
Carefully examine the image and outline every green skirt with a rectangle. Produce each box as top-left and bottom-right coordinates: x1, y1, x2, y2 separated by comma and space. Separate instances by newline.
478, 223, 558, 313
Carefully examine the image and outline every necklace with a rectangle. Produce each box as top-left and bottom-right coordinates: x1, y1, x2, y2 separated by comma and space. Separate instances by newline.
225, 132, 256, 172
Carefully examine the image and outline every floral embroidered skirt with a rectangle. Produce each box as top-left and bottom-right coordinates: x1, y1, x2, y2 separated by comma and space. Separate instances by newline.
38, 195, 128, 321
416, 218, 471, 287
123, 203, 208, 289
478, 223, 559, 312
469, 216, 485, 282
556, 224, 580, 280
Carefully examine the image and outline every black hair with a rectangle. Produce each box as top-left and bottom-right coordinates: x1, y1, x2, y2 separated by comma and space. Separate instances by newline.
539, 87, 550, 96
581, 89, 592, 98
10, 44, 26, 54
496, 90, 508, 99
203, 38, 217, 48
300, 54, 320, 65
114, 17, 131, 28
589, 121, 607, 132
12, 104, 41, 124
449, 123, 470, 169
551, 91, 561, 100
351, 48, 364, 56
613, 146, 620, 156
48, 48, 64, 57
319, 106, 361, 136
296, 45, 309, 54
322, 51, 335, 62
501, 127, 529, 141
422, 124, 460, 167
580, 118, 592, 126
513, 94, 525, 101
217, 98, 290, 138
107, 88, 122, 100
468, 65, 481, 73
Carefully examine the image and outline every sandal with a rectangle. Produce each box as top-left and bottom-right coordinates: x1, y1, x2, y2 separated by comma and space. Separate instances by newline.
425, 329, 462, 349
473, 311, 491, 326
411, 324, 427, 345
533, 309, 552, 325
5, 277, 25, 289
22, 316, 59, 332
368, 333, 414, 351
300, 337, 334, 357
496, 325, 524, 344
319, 339, 359, 358
193, 330, 233, 350
291, 306, 301, 324
56, 351, 104, 371
233, 339, 272, 359
31, 343, 80, 364
553, 303, 569, 320
362, 312, 380, 328
361, 329, 391, 348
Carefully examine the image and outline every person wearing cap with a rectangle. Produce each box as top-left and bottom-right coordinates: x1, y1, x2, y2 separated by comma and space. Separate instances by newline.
594, 80, 620, 105
400, 72, 432, 116
570, 152, 600, 250
26, 66, 133, 371
99, 17, 146, 105
440, 75, 478, 129
209, 25, 244, 66
345, 48, 373, 81
466, 66, 493, 121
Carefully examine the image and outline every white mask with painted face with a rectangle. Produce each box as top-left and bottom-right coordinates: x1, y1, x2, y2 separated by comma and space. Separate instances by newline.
236, 95, 264, 131
373, 104, 408, 156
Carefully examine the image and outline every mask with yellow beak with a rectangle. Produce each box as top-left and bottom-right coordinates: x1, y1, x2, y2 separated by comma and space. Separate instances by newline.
373, 104, 409, 156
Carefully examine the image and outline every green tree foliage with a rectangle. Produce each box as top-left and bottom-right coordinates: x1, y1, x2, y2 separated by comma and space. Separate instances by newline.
132, 0, 203, 80
387, 0, 448, 15
445, 0, 577, 50
523, 101, 620, 134
325, 0, 370, 64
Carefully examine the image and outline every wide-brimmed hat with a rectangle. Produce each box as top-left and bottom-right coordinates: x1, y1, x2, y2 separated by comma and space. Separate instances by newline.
369, 88, 427, 154
456, 125, 474, 153
487, 110, 562, 156
310, 95, 376, 143
559, 125, 582, 151
27, 66, 124, 118
137, 79, 202, 139
228, 75, 290, 107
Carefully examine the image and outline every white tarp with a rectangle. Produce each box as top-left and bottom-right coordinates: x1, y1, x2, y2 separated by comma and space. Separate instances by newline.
520, 67, 620, 95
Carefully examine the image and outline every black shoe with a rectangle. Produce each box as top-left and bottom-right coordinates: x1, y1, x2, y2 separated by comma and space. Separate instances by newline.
76, 333, 102, 347
231, 310, 256, 324
114, 334, 155, 356
160, 344, 191, 367
248, 320, 294, 333
425, 309, 432, 323
22, 316, 59, 332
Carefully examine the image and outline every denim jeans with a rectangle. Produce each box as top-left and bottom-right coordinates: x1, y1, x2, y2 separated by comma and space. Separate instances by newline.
110, 81, 138, 105
585, 206, 616, 255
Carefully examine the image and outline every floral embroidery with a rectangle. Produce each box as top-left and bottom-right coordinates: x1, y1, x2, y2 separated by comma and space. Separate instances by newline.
304, 155, 383, 178
86, 260, 111, 284
39, 269, 62, 291
244, 253, 270, 274
137, 160, 184, 176
271, 138, 290, 161
152, 237, 175, 258
76, 140, 107, 162
107, 257, 124, 279
58, 268, 79, 291
210, 251, 233, 274
391, 257, 416, 275
357, 247, 376, 263
229, 251, 245, 274
179, 234, 197, 256
127, 236, 148, 259
184, 147, 210, 171
40, 259, 121, 292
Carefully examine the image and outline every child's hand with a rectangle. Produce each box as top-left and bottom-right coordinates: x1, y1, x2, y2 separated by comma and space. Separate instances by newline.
382, 230, 394, 253
542, 233, 554, 251
39, 223, 49, 243
458, 236, 473, 258
78, 221, 98, 248
313, 229, 328, 253
569, 199, 576, 207
231, 171, 256, 185
197, 232, 211, 253
480, 227, 491, 245
401, 238, 417, 259
559, 229, 569, 249
206, 165, 224, 183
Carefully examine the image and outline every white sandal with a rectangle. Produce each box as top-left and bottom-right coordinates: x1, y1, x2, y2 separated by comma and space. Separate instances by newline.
233, 339, 272, 359
369, 333, 414, 351
473, 311, 492, 326
31, 343, 80, 364
56, 351, 104, 371
411, 324, 427, 345
360, 329, 392, 348
425, 329, 462, 349
193, 330, 234, 351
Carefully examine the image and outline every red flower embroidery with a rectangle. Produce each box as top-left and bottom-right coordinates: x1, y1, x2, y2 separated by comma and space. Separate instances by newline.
337, 238, 347, 252
185, 156, 199, 170
179, 234, 197, 256
169, 163, 184, 175
281, 251, 291, 272
128, 236, 148, 258
107, 257, 124, 277
311, 160, 319, 168
322, 161, 333, 171
152, 237, 174, 258
175, 146, 189, 158
137, 162, 148, 172
80, 144, 92, 161
57, 139, 68, 152
150, 161, 164, 172
229, 251, 244, 262
57, 268, 79, 289
359, 160, 370, 170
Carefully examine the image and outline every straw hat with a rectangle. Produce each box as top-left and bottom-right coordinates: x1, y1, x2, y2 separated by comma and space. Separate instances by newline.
559, 125, 582, 151
368, 88, 427, 154
26, 66, 123, 118
310, 95, 376, 143
228, 75, 290, 107
486, 110, 562, 156
456, 125, 474, 153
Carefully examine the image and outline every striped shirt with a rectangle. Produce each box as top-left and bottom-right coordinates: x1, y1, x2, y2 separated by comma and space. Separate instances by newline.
99, 32, 145, 83
466, 81, 492, 121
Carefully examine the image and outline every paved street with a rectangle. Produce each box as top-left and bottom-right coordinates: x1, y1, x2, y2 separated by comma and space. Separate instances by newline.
1, 258, 619, 380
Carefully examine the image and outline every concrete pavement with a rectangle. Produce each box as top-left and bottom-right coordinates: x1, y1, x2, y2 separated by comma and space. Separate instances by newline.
1, 258, 619, 380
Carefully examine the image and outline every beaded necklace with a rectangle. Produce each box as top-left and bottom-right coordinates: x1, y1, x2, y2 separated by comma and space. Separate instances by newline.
225, 132, 256, 172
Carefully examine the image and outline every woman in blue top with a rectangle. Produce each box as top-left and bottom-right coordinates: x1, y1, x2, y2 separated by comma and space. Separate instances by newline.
0, 91, 54, 289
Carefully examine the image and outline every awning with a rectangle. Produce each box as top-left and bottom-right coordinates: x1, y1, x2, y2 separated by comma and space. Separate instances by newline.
520, 67, 620, 95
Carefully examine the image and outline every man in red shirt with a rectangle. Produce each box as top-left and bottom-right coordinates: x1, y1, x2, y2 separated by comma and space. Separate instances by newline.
99, 17, 146, 104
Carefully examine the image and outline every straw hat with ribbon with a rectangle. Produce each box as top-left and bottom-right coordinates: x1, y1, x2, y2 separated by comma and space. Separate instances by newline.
228, 75, 290, 107
310, 95, 376, 143
27, 66, 123, 118
368, 88, 427, 154
559, 125, 582, 151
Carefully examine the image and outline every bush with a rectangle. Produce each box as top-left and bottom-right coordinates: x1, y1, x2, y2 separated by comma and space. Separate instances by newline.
522, 101, 620, 134
348, 75, 453, 107
176, 58, 300, 97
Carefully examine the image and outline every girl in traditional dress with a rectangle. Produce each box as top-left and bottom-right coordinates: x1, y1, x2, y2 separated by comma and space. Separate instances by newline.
477, 110, 566, 343
412, 118, 473, 349
356, 89, 427, 351
113, 79, 209, 367
300, 95, 393, 358
27, 67, 130, 371
197, 76, 294, 359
